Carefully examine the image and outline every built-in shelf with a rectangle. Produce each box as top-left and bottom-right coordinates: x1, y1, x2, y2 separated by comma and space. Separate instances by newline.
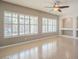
59, 35, 78, 39
60, 28, 74, 30
60, 28, 78, 31
76, 29, 78, 31
59, 17, 78, 39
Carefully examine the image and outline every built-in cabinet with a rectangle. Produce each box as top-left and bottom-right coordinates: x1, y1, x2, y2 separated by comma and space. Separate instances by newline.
59, 17, 78, 39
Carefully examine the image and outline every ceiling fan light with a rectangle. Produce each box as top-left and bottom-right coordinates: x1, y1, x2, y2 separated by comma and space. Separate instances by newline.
53, 8, 59, 11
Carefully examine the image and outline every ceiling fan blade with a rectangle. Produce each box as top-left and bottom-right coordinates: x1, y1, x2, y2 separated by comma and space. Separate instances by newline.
58, 6, 69, 8
58, 9, 62, 12
45, 6, 53, 8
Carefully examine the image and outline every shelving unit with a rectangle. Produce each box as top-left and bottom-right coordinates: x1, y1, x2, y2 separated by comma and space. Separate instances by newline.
59, 17, 78, 39
60, 28, 74, 30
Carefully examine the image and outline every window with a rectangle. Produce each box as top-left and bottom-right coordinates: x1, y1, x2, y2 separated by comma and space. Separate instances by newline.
12, 24, 18, 35
52, 20, 57, 32
4, 11, 18, 37
4, 11, 38, 38
30, 16, 38, 34
19, 15, 38, 35
42, 18, 48, 33
25, 16, 30, 34
19, 14, 25, 35
4, 11, 57, 38
42, 18, 57, 33
4, 24, 12, 37
12, 13, 18, 36
48, 19, 53, 32
4, 12, 12, 37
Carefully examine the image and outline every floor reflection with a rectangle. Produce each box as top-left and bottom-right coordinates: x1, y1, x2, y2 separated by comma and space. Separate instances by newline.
2, 47, 39, 59
0, 37, 78, 59
42, 41, 57, 59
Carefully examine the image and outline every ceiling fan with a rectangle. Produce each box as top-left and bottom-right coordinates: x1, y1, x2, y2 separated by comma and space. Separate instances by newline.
46, 0, 69, 12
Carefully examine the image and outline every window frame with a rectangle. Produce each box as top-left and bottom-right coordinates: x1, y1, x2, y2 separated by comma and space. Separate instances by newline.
42, 18, 57, 33
4, 11, 38, 38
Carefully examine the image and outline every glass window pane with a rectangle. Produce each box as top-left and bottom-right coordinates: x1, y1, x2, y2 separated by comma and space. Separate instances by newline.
52, 20, 57, 32
20, 14, 25, 18
52, 20, 57, 25
19, 18, 25, 24
30, 16, 38, 24
12, 13, 17, 18
4, 17, 12, 24
12, 25, 18, 35
25, 16, 29, 18
48, 26, 52, 32
53, 26, 57, 32
19, 15, 25, 24
42, 18, 48, 33
25, 25, 29, 34
19, 25, 25, 35
48, 19, 53, 25
30, 25, 38, 34
42, 18, 48, 25
12, 18, 18, 24
42, 26, 48, 32
25, 16, 29, 24
4, 24, 12, 37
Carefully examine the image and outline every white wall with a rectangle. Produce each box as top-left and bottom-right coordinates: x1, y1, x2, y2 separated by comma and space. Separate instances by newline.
59, 0, 78, 39
60, 0, 78, 18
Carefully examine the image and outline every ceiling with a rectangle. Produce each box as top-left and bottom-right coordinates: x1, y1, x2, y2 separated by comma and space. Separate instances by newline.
2, 0, 78, 15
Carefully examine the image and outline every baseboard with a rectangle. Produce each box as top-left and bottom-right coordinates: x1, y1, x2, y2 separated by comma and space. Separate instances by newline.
0, 36, 57, 49
59, 35, 78, 39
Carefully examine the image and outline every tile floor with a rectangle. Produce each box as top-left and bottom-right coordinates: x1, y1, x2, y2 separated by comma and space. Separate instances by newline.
0, 36, 78, 59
